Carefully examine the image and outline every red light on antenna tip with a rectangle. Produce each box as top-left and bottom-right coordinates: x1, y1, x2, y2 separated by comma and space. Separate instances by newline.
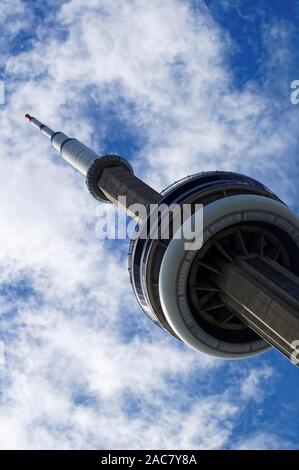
25, 114, 32, 120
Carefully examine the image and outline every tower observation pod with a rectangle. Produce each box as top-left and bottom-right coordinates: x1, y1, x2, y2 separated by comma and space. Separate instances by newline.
26, 114, 299, 365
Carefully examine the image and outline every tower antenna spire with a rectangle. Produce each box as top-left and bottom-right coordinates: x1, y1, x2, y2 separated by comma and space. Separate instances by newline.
25, 114, 55, 139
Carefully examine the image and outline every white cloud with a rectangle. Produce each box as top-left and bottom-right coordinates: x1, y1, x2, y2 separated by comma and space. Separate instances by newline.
240, 366, 274, 402
236, 432, 294, 450
0, 304, 273, 449
0, 0, 296, 449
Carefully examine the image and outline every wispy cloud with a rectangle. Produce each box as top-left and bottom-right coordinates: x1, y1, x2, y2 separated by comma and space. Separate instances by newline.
0, 0, 297, 449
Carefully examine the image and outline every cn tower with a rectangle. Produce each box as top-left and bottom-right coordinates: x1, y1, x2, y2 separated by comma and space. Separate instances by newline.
26, 114, 299, 365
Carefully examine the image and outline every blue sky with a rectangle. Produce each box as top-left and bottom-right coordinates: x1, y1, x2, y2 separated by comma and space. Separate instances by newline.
0, 0, 299, 449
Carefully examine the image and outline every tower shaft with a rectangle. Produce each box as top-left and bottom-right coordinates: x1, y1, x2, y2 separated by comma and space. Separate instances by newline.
212, 256, 299, 363
98, 166, 161, 219
26, 114, 299, 365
